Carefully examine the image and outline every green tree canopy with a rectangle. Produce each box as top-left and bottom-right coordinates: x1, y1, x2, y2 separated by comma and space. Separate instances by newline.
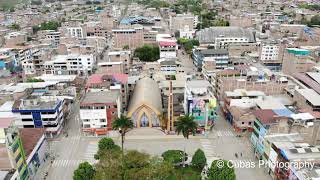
309, 15, 320, 26
134, 45, 159, 62
207, 160, 236, 180
213, 19, 230, 26
175, 115, 198, 139
162, 150, 188, 164
73, 162, 95, 180
26, 78, 45, 83
33, 21, 61, 34
94, 150, 174, 180
98, 138, 120, 151
10, 24, 20, 30
191, 149, 207, 170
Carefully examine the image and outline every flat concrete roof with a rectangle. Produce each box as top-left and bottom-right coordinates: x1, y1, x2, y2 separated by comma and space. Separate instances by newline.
296, 89, 320, 106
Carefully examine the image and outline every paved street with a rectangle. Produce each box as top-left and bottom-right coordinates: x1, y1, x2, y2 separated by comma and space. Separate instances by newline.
42, 106, 271, 180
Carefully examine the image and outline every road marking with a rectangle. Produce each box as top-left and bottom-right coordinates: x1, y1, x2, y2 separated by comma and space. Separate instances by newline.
216, 130, 235, 137
52, 160, 83, 167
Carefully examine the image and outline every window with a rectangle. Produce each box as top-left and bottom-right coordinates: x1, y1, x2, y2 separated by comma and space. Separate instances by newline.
20, 112, 31, 115
100, 119, 106, 122
83, 124, 90, 128
23, 125, 34, 128
22, 118, 33, 121
12, 142, 19, 153
114, 105, 117, 108
15, 153, 22, 163
241, 122, 245, 124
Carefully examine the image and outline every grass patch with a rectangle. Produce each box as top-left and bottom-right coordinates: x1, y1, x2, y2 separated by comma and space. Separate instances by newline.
168, 166, 201, 180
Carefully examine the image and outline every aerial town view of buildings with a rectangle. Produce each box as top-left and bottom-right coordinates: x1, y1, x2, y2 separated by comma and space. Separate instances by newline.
0, 0, 319, 179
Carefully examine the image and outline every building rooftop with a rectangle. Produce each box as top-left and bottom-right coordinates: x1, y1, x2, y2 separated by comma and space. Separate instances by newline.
254, 109, 277, 125
296, 89, 320, 106
272, 109, 294, 118
264, 133, 304, 143
294, 73, 320, 95
19, 128, 45, 157
256, 96, 286, 109
196, 26, 256, 44
81, 91, 120, 105
12, 99, 61, 111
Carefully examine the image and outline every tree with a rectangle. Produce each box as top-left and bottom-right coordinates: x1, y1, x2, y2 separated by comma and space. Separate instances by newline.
162, 150, 188, 164
123, 45, 129, 50
94, 149, 174, 180
73, 162, 95, 180
112, 115, 134, 153
207, 160, 236, 180
134, 45, 159, 62
309, 15, 320, 26
10, 24, 20, 30
191, 149, 206, 170
95, 138, 120, 159
213, 19, 230, 26
94, 149, 123, 180
175, 115, 198, 167
26, 78, 45, 83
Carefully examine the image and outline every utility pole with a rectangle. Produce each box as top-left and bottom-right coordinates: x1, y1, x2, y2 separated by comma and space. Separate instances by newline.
167, 81, 174, 132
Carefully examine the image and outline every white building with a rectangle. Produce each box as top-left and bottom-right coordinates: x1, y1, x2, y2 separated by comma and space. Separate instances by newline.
179, 26, 196, 39
67, 27, 84, 38
260, 42, 279, 61
79, 91, 121, 135
44, 54, 95, 76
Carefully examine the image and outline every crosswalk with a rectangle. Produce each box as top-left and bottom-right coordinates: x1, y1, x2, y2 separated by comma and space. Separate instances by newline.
200, 139, 219, 166
82, 143, 98, 163
52, 160, 83, 167
216, 130, 235, 137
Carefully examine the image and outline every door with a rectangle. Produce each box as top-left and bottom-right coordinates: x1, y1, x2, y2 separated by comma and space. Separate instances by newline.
140, 113, 149, 127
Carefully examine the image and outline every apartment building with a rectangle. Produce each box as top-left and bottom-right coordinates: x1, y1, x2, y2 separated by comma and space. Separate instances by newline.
215, 70, 289, 100
112, 25, 144, 49
38, 30, 60, 47
4, 32, 27, 46
169, 14, 198, 32
11, 98, 65, 138
159, 41, 177, 59
196, 27, 256, 49
86, 73, 129, 111
184, 80, 216, 127
259, 41, 281, 71
80, 91, 121, 135
44, 54, 95, 76
19, 128, 48, 179
0, 118, 29, 180
66, 27, 85, 38
192, 49, 229, 71
282, 48, 315, 75
21, 50, 51, 76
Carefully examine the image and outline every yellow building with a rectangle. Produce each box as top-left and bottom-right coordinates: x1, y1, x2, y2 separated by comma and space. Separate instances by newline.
127, 77, 163, 128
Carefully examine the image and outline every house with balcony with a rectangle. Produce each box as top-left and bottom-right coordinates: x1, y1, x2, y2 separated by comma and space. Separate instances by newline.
79, 91, 121, 136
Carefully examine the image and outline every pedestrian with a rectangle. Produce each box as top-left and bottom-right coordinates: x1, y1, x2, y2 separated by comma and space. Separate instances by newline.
240, 153, 242, 157
235, 153, 238, 158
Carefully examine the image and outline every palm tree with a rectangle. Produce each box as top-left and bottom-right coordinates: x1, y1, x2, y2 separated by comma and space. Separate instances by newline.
112, 115, 134, 153
175, 115, 198, 167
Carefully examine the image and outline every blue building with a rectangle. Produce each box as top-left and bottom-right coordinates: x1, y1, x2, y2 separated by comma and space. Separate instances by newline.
12, 98, 65, 138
